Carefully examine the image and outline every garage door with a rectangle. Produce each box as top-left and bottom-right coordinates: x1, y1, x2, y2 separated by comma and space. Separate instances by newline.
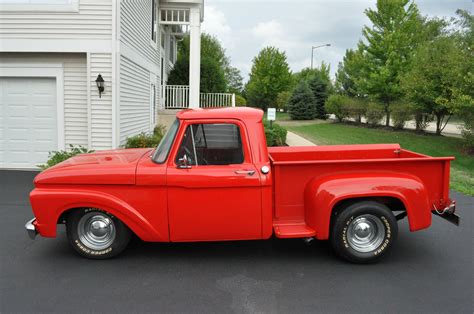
0, 77, 58, 168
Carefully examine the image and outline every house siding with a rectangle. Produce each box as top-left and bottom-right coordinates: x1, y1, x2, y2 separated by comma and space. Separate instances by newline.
90, 53, 113, 150
118, 0, 161, 144
63, 55, 88, 147
120, 0, 160, 67
0, 0, 113, 40
0, 53, 88, 148
119, 56, 151, 144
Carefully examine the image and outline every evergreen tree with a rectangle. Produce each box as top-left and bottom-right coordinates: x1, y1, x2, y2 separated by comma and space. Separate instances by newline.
308, 69, 331, 119
287, 81, 317, 120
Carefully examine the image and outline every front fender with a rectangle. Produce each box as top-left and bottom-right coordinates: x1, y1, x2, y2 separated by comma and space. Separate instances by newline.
30, 188, 166, 241
304, 173, 431, 240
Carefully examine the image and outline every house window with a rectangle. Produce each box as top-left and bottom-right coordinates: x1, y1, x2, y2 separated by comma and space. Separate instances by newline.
151, 0, 158, 43
160, 57, 164, 85
160, 31, 165, 49
0, 0, 79, 11
169, 37, 175, 63
150, 84, 156, 126
176, 124, 244, 166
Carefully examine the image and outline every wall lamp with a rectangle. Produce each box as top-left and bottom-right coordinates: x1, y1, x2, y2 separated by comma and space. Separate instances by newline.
95, 74, 105, 98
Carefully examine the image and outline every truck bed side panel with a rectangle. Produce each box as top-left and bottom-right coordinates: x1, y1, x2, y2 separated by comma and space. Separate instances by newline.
270, 145, 452, 239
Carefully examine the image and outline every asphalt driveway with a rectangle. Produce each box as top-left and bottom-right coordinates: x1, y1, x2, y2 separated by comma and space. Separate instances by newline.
1, 170, 473, 313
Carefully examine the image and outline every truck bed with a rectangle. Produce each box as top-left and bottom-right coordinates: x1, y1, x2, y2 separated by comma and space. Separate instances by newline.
268, 144, 454, 238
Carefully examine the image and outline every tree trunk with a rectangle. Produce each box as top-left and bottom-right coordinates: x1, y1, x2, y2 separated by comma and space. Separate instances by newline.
435, 113, 442, 135
415, 112, 422, 131
385, 101, 390, 127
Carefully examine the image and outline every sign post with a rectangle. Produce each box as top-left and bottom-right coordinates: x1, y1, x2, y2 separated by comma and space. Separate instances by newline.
267, 108, 276, 128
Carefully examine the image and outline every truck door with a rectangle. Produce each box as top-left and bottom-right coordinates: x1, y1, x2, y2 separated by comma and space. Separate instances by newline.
167, 120, 262, 241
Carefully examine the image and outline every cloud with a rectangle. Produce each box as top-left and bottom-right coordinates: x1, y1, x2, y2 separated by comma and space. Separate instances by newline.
252, 20, 301, 51
252, 20, 284, 40
202, 6, 234, 49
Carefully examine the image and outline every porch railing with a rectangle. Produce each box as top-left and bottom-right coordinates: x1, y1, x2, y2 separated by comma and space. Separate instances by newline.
161, 85, 235, 109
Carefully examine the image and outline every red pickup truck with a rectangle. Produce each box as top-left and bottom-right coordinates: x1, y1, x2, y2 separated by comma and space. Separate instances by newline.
27, 107, 459, 263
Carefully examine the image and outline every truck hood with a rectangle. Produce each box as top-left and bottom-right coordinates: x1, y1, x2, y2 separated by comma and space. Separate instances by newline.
34, 148, 152, 186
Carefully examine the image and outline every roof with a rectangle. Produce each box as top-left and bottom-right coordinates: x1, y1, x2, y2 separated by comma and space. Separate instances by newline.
176, 107, 264, 122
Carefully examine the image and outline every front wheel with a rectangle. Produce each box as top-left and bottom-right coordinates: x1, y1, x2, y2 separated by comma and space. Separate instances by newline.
66, 208, 131, 259
330, 201, 398, 263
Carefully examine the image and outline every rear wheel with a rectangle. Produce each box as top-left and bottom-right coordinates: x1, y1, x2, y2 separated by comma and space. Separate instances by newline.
330, 201, 398, 263
66, 208, 131, 259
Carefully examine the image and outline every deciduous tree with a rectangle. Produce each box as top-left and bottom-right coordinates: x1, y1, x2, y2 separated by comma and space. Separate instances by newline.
401, 37, 464, 134
168, 33, 230, 93
359, 0, 424, 126
245, 47, 293, 110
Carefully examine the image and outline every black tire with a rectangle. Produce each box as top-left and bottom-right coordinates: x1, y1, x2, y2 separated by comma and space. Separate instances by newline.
66, 208, 131, 259
330, 201, 398, 264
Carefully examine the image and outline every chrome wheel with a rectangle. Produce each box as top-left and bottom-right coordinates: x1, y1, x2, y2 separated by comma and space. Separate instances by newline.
77, 212, 116, 250
346, 214, 385, 253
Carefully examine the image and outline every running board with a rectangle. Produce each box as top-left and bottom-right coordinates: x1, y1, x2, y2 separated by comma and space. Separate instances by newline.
273, 223, 316, 238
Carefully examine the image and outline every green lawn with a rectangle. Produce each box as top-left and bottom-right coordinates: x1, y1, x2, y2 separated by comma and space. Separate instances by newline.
286, 122, 474, 196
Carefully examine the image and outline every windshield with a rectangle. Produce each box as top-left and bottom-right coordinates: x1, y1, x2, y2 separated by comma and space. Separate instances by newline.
152, 119, 180, 163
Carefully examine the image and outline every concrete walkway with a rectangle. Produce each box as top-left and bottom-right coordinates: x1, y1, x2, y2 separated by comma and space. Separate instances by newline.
286, 131, 316, 146
327, 114, 464, 138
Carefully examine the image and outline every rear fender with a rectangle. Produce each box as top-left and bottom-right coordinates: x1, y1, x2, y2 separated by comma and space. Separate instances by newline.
304, 173, 431, 240
30, 188, 166, 241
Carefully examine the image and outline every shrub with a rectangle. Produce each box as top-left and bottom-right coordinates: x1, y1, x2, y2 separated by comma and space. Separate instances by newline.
276, 91, 291, 112
325, 94, 350, 122
263, 121, 287, 146
235, 94, 247, 107
414, 111, 433, 132
265, 128, 276, 146
391, 102, 413, 129
347, 98, 367, 123
365, 102, 385, 126
124, 125, 166, 148
39, 145, 93, 170
462, 128, 474, 153
458, 104, 474, 153
272, 123, 287, 146
288, 81, 317, 120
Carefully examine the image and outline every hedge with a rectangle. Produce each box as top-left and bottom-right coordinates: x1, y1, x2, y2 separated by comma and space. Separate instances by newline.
264, 121, 287, 146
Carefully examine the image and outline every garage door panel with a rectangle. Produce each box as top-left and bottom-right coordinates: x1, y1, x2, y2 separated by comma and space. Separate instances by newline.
34, 127, 57, 139
6, 104, 29, 118
1, 77, 58, 168
33, 151, 51, 163
7, 151, 30, 163
7, 127, 30, 139
34, 104, 56, 117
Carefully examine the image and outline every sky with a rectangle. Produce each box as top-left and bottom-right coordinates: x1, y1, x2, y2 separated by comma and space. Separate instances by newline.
201, 0, 472, 81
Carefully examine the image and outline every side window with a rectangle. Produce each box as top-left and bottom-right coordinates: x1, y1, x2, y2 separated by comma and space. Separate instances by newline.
151, 0, 158, 43
175, 124, 244, 166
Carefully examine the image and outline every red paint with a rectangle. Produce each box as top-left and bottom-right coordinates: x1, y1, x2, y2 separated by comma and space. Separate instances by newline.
30, 107, 455, 242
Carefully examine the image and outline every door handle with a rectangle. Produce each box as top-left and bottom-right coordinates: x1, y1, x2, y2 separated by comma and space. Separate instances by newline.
235, 170, 255, 176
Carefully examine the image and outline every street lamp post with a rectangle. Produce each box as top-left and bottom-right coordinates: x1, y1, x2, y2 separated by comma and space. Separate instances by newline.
311, 44, 331, 69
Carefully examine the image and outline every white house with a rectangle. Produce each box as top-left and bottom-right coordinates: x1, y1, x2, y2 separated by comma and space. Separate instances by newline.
0, 0, 234, 169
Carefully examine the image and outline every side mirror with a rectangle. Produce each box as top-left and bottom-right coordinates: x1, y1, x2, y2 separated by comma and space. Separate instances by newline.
177, 154, 192, 169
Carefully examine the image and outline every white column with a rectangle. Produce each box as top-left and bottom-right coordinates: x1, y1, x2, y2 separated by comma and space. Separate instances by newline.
188, 6, 201, 108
